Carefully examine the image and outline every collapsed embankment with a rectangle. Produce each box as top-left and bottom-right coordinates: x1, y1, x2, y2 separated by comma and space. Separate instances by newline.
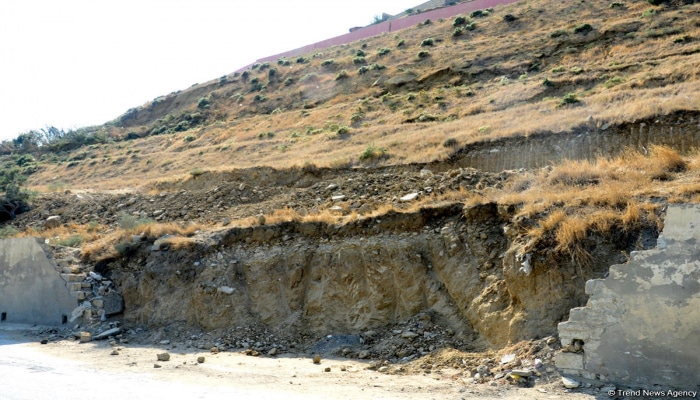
100, 201, 657, 353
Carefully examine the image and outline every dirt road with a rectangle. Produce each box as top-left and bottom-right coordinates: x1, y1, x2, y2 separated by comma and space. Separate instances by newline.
0, 324, 601, 400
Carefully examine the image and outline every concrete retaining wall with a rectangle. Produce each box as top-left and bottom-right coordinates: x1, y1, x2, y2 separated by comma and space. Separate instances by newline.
0, 238, 76, 326
557, 204, 700, 390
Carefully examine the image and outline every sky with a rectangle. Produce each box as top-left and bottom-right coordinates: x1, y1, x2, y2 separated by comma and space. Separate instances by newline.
0, 0, 415, 142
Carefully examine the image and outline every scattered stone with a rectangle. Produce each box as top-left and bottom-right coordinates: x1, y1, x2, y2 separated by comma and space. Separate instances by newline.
340, 365, 347, 372
312, 355, 321, 364
358, 350, 370, 359
217, 286, 235, 295
44, 216, 61, 230
154, 364, 162, 368
400, 193, 419, 202
197, 356, 205, 363
157, 352, 171, 362
268, 348, 278, 356
160, 340, 171, 345
110, 349, 119, 356
40, 339, 48, 345
210, 347, 220, 354
378, 366, 389, 373
94, 327, 121, 340
562, 376, 580, 389
324, 367, 331, 372
476, 365, 490, 376
79, 332, 92, 343
331, 195, 346, 201
102, 291, 125, 316
500, 353, 516, 364
510, 369, 533, 378
401, 331, 418, 339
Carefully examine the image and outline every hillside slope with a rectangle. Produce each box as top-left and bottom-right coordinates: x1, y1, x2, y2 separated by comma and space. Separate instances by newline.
6, 0, 696, 190
1, 0, 700, 381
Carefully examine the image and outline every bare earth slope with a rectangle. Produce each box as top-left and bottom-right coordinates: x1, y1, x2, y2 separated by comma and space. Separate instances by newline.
2, 0, 700, 397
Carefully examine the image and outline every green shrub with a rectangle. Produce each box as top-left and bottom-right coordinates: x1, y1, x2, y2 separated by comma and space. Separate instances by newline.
251, 63, 260, 70
420, 38, 435, 47
197, 97, 210, 109
503, 14, 517, 22
551, 66, 566, 73
268, 68, 277, 79
259, 62, 270, 71
542, 77, 554, 87
550, 30, 568, 38
470, 10, 486, 18
570, 66, 584, 74
174, 121, 190, 132
453, 27, 464, 37
253, 94, 267, 102
301, 73, 318, 82
277, 58, 291, 66
609, 1, 625, 8
118, 212, 154, 230
453, 15, 467, 26
358, 66, 370, 75
355, 49, 366, 57
321, 59, 335, 67
184, 135, 196, 142
353, 56, 366, 64
359, 144, 387, 161
0, 225, 19, 238
397, 39, 406, 47
377, 48, 391, 56
189, 168, 205, 177
284, 78, 294, 86
337, 126, 351, 135
443, 138, 458, 148
603, 76, 624, 87
573, 23, 593, 34
417, 50, 431, 59
57, 235, 83, 247
114, 241, 136, 256
560, 93, 580, 106
335, 70, 349, 80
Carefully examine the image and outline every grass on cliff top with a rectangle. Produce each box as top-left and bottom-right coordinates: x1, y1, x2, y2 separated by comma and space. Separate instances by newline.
17, 146, 697, 267
19, 0, 700, 190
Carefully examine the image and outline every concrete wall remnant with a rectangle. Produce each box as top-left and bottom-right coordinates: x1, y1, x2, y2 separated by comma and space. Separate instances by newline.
0, 238, 76, 326
557, 204, 700, 390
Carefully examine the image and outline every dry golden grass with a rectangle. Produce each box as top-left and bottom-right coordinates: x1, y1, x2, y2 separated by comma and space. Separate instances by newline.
484, 145, 700, 264
80, 221, 202, 261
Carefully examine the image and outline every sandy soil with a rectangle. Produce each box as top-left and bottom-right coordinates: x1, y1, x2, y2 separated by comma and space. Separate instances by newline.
0, 324, 601, 400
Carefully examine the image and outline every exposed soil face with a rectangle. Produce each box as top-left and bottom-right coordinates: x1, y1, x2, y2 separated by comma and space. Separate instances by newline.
8, 160, 659, 362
